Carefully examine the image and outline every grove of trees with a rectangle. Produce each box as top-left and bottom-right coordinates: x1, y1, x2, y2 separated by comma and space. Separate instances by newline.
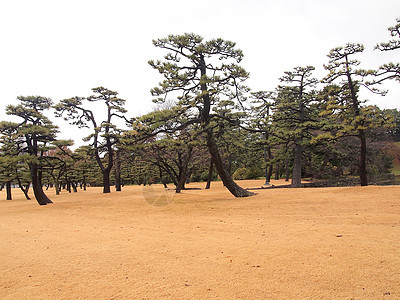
1, 18, 399, 205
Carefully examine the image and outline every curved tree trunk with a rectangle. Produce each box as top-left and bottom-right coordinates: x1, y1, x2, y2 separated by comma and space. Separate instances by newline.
157, 165, 168, 188
197, 54, 254, 198
19, 184, 31, 200
30, 164, 52, 205
162, 164, 178, 187
93, 142, 113, 193
206, 131, 254, 197
23, 184, 31, 200
15, 170, 31, 200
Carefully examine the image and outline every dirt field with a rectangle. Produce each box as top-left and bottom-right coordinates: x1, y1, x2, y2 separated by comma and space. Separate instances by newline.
0, 179, 399, 299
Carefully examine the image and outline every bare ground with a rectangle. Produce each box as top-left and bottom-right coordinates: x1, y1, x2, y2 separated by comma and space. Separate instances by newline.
0, 179, 399, 299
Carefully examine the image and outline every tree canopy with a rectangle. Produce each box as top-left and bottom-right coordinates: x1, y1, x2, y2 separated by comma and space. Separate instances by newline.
1, 20, 400, 205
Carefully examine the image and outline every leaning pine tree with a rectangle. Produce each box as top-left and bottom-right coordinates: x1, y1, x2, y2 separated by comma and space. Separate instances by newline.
0, 96, 58, 205
147, 33, 254, 197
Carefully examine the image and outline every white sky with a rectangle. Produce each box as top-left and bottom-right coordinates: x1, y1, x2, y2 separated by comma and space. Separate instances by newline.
0, 0, 399, 146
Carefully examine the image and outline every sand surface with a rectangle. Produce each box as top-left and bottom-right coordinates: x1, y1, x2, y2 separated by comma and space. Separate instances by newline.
0, 179, 399, 299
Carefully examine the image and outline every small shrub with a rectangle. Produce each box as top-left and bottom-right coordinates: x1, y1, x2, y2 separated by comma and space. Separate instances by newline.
246, 166, 263, 179
233, 168, 249, 180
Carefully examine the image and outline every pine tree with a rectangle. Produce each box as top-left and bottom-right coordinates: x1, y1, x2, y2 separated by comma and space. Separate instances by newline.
273, 66, 319, 187
1, 96, 58, 205
322, 44, 386, 186
55, 87, 127, 193
148, 33, 254, 197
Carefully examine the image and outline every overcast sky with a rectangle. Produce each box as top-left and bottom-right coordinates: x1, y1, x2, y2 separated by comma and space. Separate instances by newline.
0, 0, 399, 146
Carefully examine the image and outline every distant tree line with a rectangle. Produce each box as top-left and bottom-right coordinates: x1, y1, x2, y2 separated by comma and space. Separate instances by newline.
0, 18, 399, 205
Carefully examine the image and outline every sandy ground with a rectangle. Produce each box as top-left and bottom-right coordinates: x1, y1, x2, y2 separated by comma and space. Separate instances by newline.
0, 179, 399, 299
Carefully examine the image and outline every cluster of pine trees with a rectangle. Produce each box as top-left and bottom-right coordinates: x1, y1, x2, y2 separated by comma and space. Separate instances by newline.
0, 19, 399, 205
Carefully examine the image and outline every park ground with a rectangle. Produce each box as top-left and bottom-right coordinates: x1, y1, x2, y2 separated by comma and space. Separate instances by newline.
0, 180, 399, 299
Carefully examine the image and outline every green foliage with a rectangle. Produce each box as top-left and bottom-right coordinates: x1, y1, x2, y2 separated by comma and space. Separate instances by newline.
232, 166, 262, 180
130, 157, 158, 185
2, 27, 400, 193
191, 168, 217, 183
373, 18, 400, 85
232, 168, 249, 180
376, 18, 400, 52
246, 166, 263, 179
55, 87, 128, 193
148, 33, 250, 124
0, 96, 60, 204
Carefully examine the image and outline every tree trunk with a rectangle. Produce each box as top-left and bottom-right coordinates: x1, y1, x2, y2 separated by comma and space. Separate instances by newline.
93, 137, 113, 193
115, 177, 122, 191
23, 184, 31, 200
205, 159, 213, 189
291, 143, 302, 188
51, 175, 60, 195
206, 131, 254, 197
6, 181, 12, 200
176, 147, 192, 193
359, 129, 368, 186
15, 170, 31, 200
274, 163, 280, 180
263, 132, 273, 185
115, 150, 122, 191
30, 164, 52, 205
285, 156, 290, 182
162, 164, 178, 187
346, 55, 368, 187
158, 165, 168, 188
55, 183, 60, 195
103, 169, 111, 193
267, 164, 273, 183
175, 175, 186, 193
198, 55, 253, 198
263, 146, 269, 185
